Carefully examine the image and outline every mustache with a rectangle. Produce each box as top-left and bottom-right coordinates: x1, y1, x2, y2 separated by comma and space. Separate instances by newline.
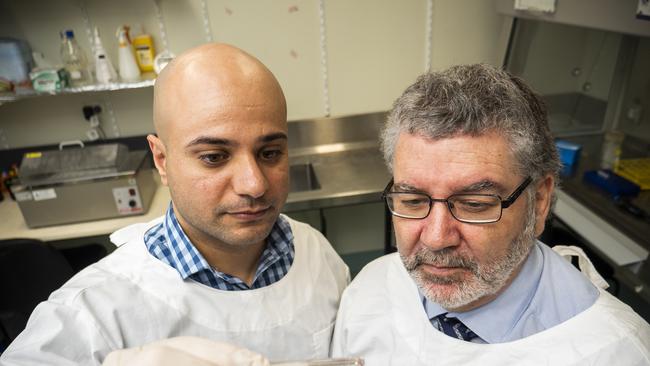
403, 246, 478, 273
219, 197, 273, 212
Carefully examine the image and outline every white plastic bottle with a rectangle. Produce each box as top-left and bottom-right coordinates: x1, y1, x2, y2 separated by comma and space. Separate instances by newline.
93, 27, 117, 84
116, 26, 140, 82
59, 29, 92, 86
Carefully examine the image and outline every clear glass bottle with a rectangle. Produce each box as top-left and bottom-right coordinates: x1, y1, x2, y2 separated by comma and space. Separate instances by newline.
601, 130, 625, 170
60, 29, 92, 86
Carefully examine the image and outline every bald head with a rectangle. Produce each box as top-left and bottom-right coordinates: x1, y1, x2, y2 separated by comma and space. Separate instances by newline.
153, 43, 287, 143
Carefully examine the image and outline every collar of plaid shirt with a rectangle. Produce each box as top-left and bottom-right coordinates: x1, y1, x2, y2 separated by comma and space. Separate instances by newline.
144, 204, 295, 290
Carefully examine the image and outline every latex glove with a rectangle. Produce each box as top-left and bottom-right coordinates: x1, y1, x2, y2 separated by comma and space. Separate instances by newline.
102, 336, 270, 366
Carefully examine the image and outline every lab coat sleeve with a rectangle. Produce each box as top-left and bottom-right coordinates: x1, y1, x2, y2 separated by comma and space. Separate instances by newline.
330, 264, 367, 360
329, 291, 349, 358
0, 299, 113, 366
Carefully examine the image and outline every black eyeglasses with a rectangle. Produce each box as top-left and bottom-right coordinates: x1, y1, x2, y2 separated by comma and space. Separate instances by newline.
382, 177, 532, 224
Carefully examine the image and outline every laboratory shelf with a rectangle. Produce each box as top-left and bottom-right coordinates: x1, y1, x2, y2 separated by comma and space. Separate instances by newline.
0, 77, 155, 103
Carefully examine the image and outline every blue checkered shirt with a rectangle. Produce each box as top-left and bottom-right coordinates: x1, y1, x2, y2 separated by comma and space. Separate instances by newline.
144, 204, 294, 290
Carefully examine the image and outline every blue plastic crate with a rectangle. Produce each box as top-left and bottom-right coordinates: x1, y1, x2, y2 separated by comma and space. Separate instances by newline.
583, 169, 640, 198
556, 139, 581, 176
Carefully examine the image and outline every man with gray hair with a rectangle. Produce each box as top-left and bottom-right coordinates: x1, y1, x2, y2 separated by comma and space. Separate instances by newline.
331, 64, 650, 365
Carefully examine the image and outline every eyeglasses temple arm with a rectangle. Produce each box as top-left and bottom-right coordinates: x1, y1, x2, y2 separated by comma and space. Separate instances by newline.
501, 176, 533, 208
381, 178, 394, 198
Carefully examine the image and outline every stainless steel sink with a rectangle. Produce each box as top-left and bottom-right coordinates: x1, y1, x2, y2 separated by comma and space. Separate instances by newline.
289, 163, 321, 192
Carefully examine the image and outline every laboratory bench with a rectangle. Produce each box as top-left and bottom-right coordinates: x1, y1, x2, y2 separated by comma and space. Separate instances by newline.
1, 143, 391, 277
0, 148, 390, 243
0, 112, 391, 242
0, 112, 393, 282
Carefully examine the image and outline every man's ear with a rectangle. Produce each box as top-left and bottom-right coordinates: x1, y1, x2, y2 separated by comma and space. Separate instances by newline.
147, 134, 168, 186
534, 174, 555, 237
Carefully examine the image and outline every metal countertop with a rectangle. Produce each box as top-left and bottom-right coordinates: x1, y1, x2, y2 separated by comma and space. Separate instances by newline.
284, 146, 391, 212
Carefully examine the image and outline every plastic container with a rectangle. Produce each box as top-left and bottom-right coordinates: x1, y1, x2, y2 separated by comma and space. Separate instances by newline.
0, 37, 34, 88
615, 158, 650, 190
116, 26, 140, 82
59, 30, 92, 86
29, 68, 70, 92
93, 27, 117, 84
583, 169, 640, 198
131, 32, 155, 73
153, 50, 174, 74
556, 139, 582, 177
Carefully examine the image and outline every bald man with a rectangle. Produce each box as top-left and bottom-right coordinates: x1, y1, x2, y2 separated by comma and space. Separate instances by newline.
0, 44, 349, 365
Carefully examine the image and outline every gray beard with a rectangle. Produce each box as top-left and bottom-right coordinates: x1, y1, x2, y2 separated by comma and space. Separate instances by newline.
400, 201, 537, 310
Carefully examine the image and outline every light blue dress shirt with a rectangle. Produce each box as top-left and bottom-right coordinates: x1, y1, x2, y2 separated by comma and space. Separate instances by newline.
422, 241, 600, 343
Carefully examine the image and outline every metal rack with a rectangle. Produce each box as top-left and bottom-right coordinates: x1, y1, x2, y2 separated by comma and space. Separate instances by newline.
0, 78, 155, 103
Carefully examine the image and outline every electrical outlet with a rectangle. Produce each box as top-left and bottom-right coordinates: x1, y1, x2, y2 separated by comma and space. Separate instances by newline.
81, 100, 120, 139
86, 128, 100, 141
81, 103, 106, 140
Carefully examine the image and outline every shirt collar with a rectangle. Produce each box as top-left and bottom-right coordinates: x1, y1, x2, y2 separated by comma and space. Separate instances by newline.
253, 214, 293, 279
422, 242, 543, 343
163, 204, 294, 282
163, 204, 211, 279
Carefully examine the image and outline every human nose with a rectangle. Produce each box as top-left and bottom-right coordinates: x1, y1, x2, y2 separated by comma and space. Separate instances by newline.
231, 155, 268, 199
419, 201, 460, 251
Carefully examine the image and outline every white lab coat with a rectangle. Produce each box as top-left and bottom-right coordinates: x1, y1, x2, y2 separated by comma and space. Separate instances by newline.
1, 215, 350, 366
331, 250, 650, 365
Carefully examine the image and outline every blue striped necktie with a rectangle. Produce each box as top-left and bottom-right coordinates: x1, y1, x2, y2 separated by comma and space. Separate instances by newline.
431, 313, 478, 342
